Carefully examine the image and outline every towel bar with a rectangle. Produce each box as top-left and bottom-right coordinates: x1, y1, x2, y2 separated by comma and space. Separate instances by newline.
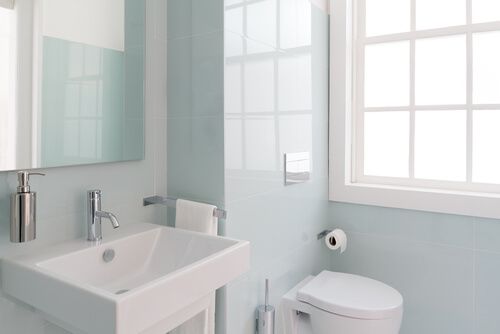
143, 196, 227, 220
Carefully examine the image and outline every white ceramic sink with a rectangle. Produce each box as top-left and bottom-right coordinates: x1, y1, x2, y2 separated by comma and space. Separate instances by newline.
1, 223, 250, 334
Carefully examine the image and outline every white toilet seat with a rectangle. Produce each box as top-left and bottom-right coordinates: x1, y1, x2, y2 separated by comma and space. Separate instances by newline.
297, 271, 403, 320
281, 271, 403, 334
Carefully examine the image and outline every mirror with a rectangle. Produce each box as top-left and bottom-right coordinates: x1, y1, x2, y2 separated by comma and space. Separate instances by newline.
0, 0, 144, 172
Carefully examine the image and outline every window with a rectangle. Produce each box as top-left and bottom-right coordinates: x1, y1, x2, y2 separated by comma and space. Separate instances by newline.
330, 0, 500, 219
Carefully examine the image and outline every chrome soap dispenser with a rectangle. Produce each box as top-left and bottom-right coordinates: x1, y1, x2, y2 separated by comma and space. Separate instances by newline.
10, 171, 45, 243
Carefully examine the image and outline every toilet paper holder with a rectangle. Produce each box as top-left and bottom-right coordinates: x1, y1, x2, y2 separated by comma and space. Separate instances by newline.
317, 230, 332, 240
319, 229, 347, 253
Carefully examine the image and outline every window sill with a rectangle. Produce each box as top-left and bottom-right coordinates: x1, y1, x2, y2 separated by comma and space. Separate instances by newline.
329, 179, 500, 219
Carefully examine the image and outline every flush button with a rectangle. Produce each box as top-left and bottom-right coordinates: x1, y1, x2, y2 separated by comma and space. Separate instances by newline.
284, 152, 310, 186
103, 249, 115, 263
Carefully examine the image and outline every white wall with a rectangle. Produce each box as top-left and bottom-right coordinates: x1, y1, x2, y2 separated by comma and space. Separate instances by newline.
0, 1, 167, 332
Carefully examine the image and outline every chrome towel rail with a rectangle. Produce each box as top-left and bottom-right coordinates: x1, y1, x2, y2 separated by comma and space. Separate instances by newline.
143, 196, 227, 220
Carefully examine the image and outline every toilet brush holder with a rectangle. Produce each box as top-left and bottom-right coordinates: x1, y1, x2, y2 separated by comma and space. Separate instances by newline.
256, 279, 275, 334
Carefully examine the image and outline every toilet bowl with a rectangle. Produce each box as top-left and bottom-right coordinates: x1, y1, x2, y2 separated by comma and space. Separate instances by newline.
281, 271, 403, 334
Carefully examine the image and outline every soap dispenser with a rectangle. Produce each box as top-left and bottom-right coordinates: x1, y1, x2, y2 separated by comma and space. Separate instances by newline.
10, 171, 45, 243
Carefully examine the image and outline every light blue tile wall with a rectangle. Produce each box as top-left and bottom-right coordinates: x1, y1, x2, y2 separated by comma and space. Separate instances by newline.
166, 2, 331, 333
220, 1, 500, 332
166, 0, 225, 213
166, 0, 226, 332
123, 0, 146, 161
223, 1, 330, 333
329, 203, 500, 334
0, 1, 167, 333
167, 1, 500, 334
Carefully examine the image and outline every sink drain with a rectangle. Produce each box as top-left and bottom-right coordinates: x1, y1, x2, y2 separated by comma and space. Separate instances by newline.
115, 289, 129, 295
103, 249, 115, 263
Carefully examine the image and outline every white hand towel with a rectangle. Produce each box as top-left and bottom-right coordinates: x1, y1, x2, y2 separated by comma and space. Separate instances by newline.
171, 199, 218, 334
175, 199, 218, 235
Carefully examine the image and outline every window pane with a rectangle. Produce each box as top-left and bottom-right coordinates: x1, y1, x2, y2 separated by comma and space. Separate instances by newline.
415, 35, 466, 105
473, 110, 500, 184
473, 0, 500, 23
473, 31, 500, 104
365, 42, 409, 107
415, 110, 466, 181
364, 111, 409, 177
366, 0, 410, 37
416, 0, 466, 30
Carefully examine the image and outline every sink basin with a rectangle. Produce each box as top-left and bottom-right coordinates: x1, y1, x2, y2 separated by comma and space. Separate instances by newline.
1, 223, 250, 334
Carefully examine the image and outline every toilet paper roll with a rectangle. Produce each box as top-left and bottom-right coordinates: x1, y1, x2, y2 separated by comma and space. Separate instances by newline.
325, 229, 347, 253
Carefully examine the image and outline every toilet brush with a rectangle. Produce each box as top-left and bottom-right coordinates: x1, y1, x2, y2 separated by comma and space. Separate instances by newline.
256, 279, 275, 334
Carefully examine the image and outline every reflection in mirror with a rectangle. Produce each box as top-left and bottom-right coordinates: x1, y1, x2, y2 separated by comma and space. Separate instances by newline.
0, 0, 144, 171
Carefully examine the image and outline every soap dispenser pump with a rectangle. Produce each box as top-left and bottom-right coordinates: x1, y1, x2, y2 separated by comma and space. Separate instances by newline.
10, 171, 45, 243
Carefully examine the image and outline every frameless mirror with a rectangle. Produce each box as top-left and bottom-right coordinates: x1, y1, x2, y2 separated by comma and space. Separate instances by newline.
0, 0, 144, 172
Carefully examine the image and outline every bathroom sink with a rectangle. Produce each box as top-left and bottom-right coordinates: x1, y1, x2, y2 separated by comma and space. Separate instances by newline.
1, 223, 250, 334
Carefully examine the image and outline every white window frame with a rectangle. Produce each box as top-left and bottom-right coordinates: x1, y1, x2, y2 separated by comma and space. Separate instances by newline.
329, 0, 500, 219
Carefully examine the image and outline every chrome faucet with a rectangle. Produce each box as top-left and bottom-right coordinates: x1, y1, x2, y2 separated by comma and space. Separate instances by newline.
87, 190, 120, 242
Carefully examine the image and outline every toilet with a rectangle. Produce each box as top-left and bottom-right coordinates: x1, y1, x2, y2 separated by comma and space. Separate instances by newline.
281, 271, 403, 334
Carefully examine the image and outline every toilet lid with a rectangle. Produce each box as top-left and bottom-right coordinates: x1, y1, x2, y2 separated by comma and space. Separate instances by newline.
297, 271, 403, 320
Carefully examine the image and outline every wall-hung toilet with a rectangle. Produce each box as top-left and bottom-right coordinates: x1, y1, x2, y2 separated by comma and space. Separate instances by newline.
281, 271, 403, 334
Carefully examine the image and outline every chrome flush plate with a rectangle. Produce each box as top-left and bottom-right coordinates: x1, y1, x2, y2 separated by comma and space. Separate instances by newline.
284, 152, 311, 186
